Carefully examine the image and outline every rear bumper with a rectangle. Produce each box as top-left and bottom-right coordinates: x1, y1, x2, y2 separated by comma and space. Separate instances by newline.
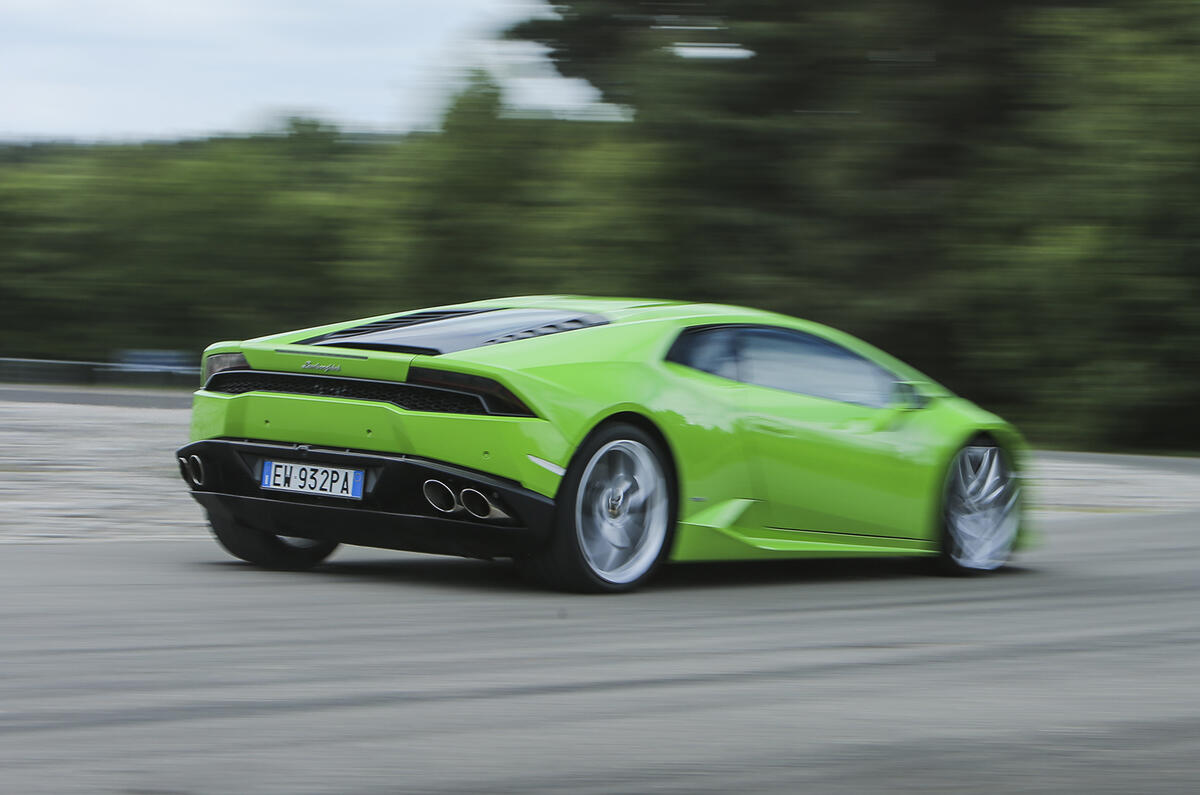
177, 439, 556, 559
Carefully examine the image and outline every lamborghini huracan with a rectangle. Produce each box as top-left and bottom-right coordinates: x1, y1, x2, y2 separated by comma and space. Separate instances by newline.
177, 296, 1026, 591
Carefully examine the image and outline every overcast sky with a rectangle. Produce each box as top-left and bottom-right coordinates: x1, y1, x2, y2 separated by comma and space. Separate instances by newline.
0, 0, 604, 141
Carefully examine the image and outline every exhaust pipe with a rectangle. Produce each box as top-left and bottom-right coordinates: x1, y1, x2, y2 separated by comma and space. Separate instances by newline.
177, 456, 191, 484
422, 479, 460, 513
460, 488, 511, 521
186, 454, 206, 487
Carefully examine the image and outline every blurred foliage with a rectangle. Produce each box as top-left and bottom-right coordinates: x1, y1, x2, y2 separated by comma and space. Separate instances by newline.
3, 1, 1200, 450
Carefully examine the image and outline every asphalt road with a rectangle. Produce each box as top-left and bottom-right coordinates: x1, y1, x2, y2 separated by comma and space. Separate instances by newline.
2, 389, 1199, 793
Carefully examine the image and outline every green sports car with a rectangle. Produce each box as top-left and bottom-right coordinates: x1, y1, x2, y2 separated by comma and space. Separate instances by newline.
177, 296, 1026, 591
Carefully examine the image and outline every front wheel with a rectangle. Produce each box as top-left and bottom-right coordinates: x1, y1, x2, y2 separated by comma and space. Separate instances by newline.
519, 422, 676, 593
939, 442, 1021, 574
210, 515, 339, 571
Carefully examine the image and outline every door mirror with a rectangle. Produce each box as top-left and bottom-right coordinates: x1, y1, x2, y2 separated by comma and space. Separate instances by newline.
889, 380, 929, 410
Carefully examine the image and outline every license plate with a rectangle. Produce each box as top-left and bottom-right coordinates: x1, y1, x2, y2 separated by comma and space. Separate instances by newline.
261, 460, 364, 500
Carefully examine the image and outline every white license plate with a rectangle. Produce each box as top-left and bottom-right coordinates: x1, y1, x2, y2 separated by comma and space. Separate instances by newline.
260, 460, 364, 500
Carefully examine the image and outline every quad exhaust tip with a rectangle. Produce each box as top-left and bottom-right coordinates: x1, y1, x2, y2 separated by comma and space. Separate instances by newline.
460, 488, 511, 521
185, 454, 206, 487
422, 479, 460, 513
422, 480, 511, 521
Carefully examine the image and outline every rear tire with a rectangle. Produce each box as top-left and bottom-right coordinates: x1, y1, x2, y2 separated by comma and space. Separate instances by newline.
209, 515, 339, 570
518, 422, 676, 593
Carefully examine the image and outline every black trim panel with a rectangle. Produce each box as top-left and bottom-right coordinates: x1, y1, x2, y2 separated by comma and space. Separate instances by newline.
203, 370, 535, 417
178, 439, 555, 559
407, 367, 535, 417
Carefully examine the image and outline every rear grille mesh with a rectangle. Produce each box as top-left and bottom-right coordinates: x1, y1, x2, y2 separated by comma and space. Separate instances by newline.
206, 371, 490, 415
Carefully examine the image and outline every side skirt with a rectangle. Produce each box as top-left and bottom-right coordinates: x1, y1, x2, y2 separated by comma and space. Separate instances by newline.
670, 523, 938, 562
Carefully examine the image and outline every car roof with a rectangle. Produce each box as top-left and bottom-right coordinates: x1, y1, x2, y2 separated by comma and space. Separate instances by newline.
437, 296, 938, 387
281, 295, 939, 389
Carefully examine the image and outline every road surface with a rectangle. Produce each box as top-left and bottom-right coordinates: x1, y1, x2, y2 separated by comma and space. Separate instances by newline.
1, 391, 1198, 793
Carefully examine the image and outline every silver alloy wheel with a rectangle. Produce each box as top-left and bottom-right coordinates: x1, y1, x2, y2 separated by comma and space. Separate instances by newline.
945, 445, 1021, 570
575, 439, 669, 584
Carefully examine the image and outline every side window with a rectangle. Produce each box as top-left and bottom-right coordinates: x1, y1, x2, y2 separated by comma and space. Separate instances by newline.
738, 327, 894, 408
666, 327, 740, 381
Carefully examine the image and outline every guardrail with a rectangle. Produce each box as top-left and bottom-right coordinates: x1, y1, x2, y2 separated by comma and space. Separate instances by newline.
0, 357, 200, 388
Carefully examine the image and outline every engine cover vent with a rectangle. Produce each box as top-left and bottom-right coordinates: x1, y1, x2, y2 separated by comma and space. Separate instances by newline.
301, 309, 495, 345
482, 315, 608, 346
298, 308, 608, 355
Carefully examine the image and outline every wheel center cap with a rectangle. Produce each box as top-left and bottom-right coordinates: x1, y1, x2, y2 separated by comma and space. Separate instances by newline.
606, 490, 624, 518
